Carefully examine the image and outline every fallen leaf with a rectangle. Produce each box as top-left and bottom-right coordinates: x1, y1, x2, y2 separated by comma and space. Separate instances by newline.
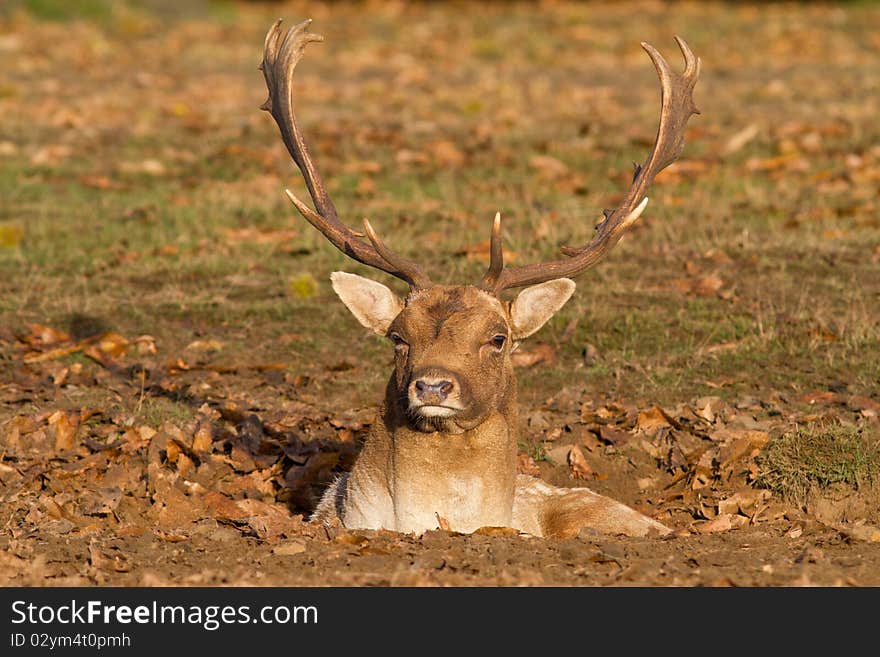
597, 425, 632, 446
635, 406, 675, 433
119, 158, 166, 176
79, 174, 126, 190
694, 273, 724, 297
198, 491, 245, 524
722, 123, 760, 155
516, 452, 541, 476
511, 344, 556, 368
636, 477, 657, 491
429, 140, 465, 166
472, 526, 519, 536
839, 523, 880, 543
798, 391, 841, 404
456, 239, 518, 263
185, 339, 225, 352
530, 154, 569, 178
220, 227, 298, 245
694, 396, 725, 423
847, 396, 880, 417
695, 513, 749, 533
48, 410, 78, 452
355, 177, 376, 196
567, 445, 593, 480
192, 421, 213, 453
88, 542, 130, 572
23, 323, 71, 346
335, 532, 369, 547
717, 489, 772, 516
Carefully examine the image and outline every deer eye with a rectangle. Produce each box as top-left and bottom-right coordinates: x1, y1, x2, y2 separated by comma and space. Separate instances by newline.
489, 334, 507, 350
389, 332, 407, 348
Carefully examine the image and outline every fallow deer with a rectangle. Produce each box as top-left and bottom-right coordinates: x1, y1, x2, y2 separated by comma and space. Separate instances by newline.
260, 19, 701, 538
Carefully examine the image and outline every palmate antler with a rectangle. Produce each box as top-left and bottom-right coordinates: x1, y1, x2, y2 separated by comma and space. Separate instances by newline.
261, 19, 700, 296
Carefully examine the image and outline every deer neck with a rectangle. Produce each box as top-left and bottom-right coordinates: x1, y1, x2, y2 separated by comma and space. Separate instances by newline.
376, 373, 519, 533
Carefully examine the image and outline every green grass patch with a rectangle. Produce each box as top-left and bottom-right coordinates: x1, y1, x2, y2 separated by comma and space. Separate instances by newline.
755, 423, 880, 504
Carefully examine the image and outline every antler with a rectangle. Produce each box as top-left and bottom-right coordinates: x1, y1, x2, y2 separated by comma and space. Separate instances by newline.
260, 19, 432, 290
480, 36, 701, 294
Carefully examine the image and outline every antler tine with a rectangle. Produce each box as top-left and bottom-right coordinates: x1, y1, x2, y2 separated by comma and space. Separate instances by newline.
478, 212, 504, 290
362, 219, 433, 290
485, 37, 701, 295
261, 19, 432, 290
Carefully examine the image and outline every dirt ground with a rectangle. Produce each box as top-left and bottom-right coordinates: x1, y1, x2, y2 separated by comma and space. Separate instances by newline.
2, 0, 879, 587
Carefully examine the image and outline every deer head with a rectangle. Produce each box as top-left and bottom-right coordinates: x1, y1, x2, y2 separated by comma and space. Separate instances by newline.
260, 19, 700, 435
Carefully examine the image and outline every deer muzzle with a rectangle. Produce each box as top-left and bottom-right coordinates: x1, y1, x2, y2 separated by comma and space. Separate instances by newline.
408, 369, 463, 417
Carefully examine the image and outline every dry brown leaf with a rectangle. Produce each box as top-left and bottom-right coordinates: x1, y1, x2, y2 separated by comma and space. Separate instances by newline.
79, 174, 126, 190
722, 123, 760, 155
185, 339, 225, 352
695, 513, 749, 534
119, 158, 166, 176
717, 489, 772, 516
472, 526, 519, 536
567, 445, 593, 480
511, 344, 556, 368
635, 406, 674, 433
718, 432, 770, 466
355, 177, 376, 196
48, 410, 78, 452
219, 228, 298, 245
88, 542, 130, 572
839, 524, 880, 543
335, 532, 369, 547
847, 396, 880, 416
192, 421, 213, 453
694, 273, 724, 297
798, 391, 841, 404
456, 239, 518, 263
23, 323, 71, 346
429, 140, 465, 166
597, 425, 632, 446
395, 149, 429, 167
694, 396, 725, 423
23, 344, 81, 364
154, 530, 189, 543
236, 499, 303, 540
198, 491, 245, 523
516, 452, 541, 476
83, 332, 130, 366
529, 154, 569, 178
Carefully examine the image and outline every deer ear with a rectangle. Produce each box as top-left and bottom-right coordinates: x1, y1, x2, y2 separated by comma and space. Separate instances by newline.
509, 278, 576, 340
330, 272, 404, 336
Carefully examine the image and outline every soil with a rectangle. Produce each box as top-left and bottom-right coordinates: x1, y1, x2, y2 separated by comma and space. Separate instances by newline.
3, 357, 879, 587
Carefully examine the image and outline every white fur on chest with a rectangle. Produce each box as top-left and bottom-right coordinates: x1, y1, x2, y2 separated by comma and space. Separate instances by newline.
393, 473, 511, 534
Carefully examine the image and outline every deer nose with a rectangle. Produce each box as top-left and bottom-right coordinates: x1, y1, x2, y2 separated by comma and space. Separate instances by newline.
413, 378, 455, 402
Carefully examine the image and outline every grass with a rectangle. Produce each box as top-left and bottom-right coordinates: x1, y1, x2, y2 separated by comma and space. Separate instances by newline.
1, 1, 879, 433
755, 423, 880, 504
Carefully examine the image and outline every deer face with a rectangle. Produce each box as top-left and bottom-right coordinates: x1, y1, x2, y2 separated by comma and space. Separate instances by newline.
331, 272, 575, 432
